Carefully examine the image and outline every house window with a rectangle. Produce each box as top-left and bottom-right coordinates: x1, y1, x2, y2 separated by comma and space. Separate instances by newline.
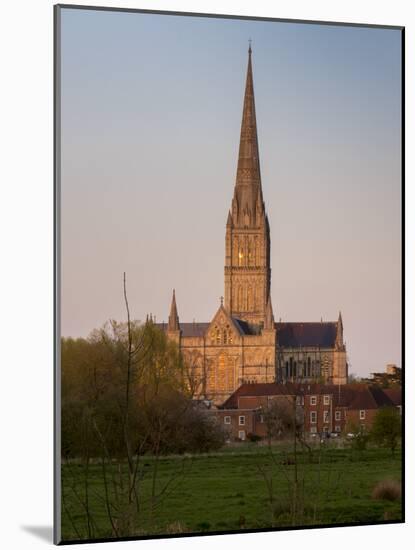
224, 416, 231, 425
310, 396, 317, 406
359, 410, 366, 420
310, 411, 317, 424
238, 430, 246, 441
239, 415, 245, 426
310, 426, 317, 434
335, 411, 341, 421
335, 425, 341, 432
323, 411, 329, 423
323, 395, 330, 405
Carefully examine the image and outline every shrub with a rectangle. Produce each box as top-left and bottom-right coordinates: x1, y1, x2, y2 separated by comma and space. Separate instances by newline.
247, 432, 262, 443
372, 479, 401, 501
371, 407, 402, 455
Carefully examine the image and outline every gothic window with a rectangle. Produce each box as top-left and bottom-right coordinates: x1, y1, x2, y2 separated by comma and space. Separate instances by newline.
307, 357, 311, 377
255, 237, 260, 266
223, 330, 228, 344
248, 239, 253, 266
237, 286, 243, 310
247, 286, 252, 311
238, 246, 244, 266
215, 326, 221, 345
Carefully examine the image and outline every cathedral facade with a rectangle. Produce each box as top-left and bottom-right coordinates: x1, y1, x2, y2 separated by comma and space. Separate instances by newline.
157, 47, 348, 405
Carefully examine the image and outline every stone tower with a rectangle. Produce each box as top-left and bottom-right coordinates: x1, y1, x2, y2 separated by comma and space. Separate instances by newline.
224, 45, 271, 324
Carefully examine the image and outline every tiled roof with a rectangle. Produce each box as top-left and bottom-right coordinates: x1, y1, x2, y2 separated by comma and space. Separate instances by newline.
383, 387, 402, 406
219, 382, 401, 411
276, 322, 337, 348
220, 383, 295, 409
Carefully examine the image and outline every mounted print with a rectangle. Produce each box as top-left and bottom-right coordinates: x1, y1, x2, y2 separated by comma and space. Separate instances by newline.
54, 4, 404, 544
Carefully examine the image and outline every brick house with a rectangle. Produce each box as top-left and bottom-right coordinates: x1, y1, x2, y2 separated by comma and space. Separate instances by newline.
215, 382, 401, 440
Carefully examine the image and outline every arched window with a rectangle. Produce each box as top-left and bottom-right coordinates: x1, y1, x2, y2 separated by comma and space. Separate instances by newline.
238, 246, 243, 266
247, 286, 252, 311
248, 239, 253, 266
307, 357, 311, 377
215, 326, 221, 345
237, 286, 243, 310
223, 330, 228, 344
255, 237, 260, 266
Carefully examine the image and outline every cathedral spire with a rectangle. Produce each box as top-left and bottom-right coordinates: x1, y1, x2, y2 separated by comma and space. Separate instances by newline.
232, 44, 263, 227
224, 46, 271, 325
168, 289, 180, 332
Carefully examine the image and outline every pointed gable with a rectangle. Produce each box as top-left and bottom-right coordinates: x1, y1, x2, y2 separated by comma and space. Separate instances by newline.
207, 302, 243, 343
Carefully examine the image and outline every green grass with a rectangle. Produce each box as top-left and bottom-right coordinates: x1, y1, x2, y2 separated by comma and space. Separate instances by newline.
61, 444, 402, 541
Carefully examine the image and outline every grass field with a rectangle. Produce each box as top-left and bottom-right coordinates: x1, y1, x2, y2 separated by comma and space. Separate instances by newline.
61, 443, 402, 541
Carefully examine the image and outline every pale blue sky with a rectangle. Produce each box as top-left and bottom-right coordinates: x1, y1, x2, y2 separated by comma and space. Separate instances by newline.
60, 8, 402, 377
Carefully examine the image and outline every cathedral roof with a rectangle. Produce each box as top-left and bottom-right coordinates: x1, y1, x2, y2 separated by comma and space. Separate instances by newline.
232, 318, 262, 335
156, 322, 210, 338
158, 319, 340, 347
276, 322, 337, 348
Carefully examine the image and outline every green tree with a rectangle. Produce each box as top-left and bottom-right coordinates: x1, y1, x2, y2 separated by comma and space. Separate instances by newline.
61, 274, 226, 539
370, 407, 402, 455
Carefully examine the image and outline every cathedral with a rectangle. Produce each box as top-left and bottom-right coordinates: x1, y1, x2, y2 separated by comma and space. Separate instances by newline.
157, 46, 348, 405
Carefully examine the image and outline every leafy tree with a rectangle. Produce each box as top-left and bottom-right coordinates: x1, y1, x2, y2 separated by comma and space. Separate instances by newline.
262, 397, 303, 444
61, 274, 226, 539
370, 407, 401, 455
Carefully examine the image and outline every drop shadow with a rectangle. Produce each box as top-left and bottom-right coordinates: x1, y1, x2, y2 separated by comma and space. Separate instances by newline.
21, 525, 53, 543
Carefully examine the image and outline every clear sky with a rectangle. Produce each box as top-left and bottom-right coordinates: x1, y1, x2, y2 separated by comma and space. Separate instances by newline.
60, 7, 402, 377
